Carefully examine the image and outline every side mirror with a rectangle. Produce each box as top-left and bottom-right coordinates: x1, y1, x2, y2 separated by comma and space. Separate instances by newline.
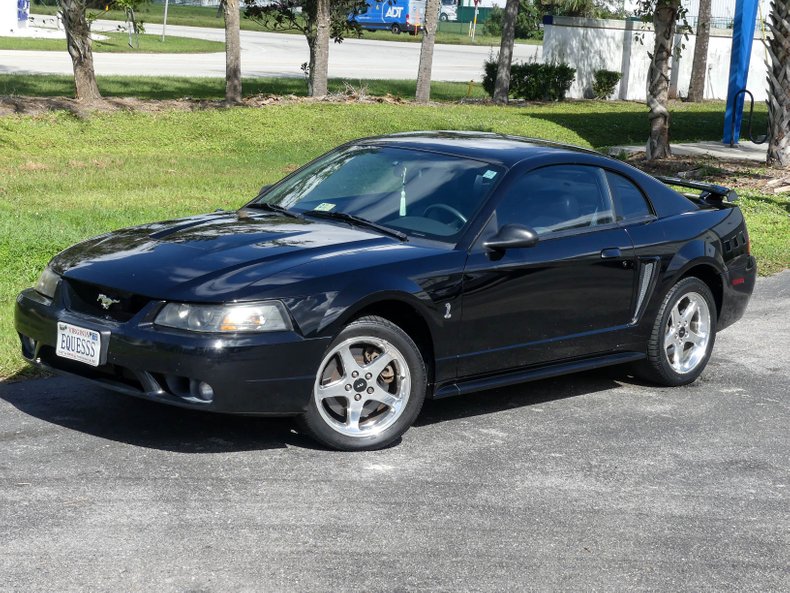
484, 224, 539, 252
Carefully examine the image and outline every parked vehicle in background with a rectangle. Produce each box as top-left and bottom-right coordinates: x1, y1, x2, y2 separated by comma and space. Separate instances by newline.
350, 0, 426, 34
439, 0, 458, 21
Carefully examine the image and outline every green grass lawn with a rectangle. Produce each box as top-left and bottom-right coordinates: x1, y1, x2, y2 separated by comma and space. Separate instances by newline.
0, 31, 224, 53
0, 74, 490, 101
29, 2, 538, 47
0, 100, 786, 379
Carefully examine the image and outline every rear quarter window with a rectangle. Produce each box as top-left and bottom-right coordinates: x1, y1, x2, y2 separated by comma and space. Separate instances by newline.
606, 171, 652, 221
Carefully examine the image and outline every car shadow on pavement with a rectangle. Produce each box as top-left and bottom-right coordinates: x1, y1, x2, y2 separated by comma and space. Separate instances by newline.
416, 366, 637, 427
0, 375, 317, 453
0, 367, 643, 452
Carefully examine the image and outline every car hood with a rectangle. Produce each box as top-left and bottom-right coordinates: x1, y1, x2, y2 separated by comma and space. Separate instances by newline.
51, 211, 401, 301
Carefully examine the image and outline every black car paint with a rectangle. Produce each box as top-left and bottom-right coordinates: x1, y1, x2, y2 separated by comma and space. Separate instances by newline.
15, 133, 756, 415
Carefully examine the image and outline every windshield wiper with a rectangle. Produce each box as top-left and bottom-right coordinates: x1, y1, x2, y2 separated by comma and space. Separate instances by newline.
303, 210, 408, 241
242, 202, 303, 219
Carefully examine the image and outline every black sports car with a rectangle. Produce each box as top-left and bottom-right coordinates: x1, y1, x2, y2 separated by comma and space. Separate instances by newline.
15, 132, 756, 450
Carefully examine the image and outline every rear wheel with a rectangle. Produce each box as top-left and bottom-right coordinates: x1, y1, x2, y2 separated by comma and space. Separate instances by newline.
300, 316, 427, 451
636, 277, 717, 386
391, 23, 401, 34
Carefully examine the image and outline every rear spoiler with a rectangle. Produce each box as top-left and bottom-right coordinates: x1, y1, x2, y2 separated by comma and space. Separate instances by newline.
655, 176, 739, 202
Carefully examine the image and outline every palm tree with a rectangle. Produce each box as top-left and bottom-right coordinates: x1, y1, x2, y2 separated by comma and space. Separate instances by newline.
493, 0, 520, 103
58, 0, 101, 100
687, 0, 711, 101
766, 0, 790, 168
416, 0, 441, 103
223, 0, 242, 104
646, 0, 682, 160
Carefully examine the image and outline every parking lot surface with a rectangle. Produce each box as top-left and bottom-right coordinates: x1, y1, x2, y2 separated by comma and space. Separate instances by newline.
1, 272, 788, 592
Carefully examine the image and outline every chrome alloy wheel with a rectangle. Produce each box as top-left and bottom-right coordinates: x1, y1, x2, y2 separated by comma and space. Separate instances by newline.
313, 336, 411, 438
663, 292, 711, 374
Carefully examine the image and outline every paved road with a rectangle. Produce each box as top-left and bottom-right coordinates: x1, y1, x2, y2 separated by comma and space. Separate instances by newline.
0, 20, 541, 82
1, 272, 788, 592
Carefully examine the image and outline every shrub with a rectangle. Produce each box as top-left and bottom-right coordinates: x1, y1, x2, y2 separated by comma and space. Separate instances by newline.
482, 57, 498, 97
592, 69, 622, 99
482, 58, 576, 101
483, 1, 543, 40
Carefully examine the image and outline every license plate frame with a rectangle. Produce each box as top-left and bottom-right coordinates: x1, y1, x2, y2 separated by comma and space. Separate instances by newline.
56, 322, 102, 367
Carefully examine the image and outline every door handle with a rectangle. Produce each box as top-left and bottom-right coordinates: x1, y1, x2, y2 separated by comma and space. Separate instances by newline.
600, 248, 621, 259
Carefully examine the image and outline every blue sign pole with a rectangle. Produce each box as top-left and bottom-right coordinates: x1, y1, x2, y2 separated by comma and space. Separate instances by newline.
723, 0, 760, 145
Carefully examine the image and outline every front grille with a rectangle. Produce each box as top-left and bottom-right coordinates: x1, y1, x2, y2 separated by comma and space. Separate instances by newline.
64, 278, 151, 322
38, 346, 146, 392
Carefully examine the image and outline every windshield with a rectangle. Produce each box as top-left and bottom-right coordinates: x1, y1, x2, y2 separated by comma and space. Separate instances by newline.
253, 146, 505, 242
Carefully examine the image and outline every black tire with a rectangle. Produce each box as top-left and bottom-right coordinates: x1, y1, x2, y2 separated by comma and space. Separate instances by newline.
440, 13, 448, 21
391, 23, 401, 34
634, 277, 717, 386
299, 315, 427, 451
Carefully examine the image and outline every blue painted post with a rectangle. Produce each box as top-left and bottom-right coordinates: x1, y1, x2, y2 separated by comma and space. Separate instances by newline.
723, 0, 760, 145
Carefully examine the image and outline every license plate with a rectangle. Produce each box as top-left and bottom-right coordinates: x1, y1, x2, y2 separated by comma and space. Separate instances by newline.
56, 322, 102, 367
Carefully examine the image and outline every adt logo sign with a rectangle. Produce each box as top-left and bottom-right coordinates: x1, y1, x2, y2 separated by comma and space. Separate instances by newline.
385, 6, 404, 18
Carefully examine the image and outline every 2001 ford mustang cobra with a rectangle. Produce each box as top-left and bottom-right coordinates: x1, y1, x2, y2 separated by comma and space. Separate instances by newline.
16, 132, 756, 450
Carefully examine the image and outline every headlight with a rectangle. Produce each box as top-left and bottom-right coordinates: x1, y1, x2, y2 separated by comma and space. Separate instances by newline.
155, 301, 292, 333
35, 266, 60, 299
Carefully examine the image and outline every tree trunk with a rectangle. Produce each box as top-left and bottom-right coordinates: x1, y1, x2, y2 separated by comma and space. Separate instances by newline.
493, 0, 520, 104
766, 0, 790, 168
415, 0, 441, 103
58, 0, 101, 100
310, 0, 330, 97
646, 0, 680, 160
223, 0, 242, 104
687, 0, 711, 101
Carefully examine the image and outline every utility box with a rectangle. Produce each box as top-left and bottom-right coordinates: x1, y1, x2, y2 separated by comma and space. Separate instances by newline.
456, 6, 492, 23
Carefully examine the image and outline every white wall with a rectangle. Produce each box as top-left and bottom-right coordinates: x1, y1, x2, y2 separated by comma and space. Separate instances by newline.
543, 16, 768, 101
1, 0, 19, 35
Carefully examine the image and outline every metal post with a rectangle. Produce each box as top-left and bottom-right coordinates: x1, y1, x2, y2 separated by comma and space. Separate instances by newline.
722, 0, 759, 145
161, 0, 169, 42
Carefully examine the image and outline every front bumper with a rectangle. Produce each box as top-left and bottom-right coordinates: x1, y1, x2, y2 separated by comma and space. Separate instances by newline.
14, 288, 331, 415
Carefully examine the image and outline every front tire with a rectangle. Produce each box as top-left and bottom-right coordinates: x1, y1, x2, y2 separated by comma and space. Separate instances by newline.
636, 277, 717, 386
300, 316, 427, 451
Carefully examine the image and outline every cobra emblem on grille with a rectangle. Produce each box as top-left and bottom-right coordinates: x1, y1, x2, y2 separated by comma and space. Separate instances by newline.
97, 294, 120, 310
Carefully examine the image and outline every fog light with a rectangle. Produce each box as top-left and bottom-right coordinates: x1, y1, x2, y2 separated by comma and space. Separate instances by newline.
191, 380, 214, 402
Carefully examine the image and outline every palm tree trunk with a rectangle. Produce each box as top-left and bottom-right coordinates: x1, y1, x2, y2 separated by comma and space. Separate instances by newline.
687, 0, 711, 101
766, 0, 790, 168
58, 0, 101, 100
310, 0, 330, 97
416, 0, 441, 103
646, 0, 680, 160
493, 0, 520, 104
223, 0, 242, 104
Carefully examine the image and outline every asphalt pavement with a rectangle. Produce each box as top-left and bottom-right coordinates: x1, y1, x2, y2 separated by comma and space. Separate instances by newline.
0, 19, 542, 82
1, 272, 788, 592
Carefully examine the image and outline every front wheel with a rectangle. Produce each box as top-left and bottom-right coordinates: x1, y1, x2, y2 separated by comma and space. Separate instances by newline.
300, 316, 427, 451
636, 277, 717, 386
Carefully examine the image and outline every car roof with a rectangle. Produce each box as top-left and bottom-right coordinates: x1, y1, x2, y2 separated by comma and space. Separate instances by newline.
354, 131, 602, 168
353, 131, 696, 218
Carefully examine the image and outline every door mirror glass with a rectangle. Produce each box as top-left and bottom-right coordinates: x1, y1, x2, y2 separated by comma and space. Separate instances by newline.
484, 224, 539, 252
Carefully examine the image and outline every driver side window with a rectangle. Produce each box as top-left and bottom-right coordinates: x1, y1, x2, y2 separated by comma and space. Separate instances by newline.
496, 165, 615, 236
